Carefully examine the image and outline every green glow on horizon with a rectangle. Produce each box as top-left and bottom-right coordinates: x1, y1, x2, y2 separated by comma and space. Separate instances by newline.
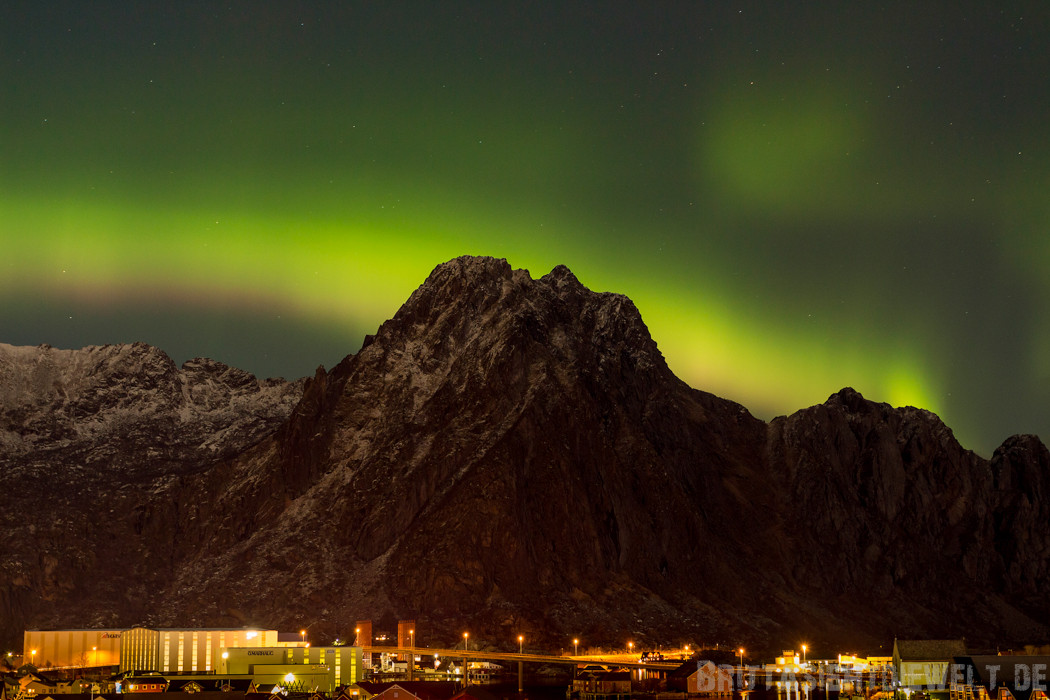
626, 284, 941, 420
2, 189, 946, 434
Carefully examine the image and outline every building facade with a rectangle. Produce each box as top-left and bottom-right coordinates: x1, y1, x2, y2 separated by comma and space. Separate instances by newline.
893, 639, 967, 697
22, 629, 123, 670
120, 627, 279, 674
219, 645, 364, 692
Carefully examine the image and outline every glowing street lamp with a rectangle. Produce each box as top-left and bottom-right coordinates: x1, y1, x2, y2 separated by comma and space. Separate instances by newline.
462, 633, 470, 686
738, 648, 745, 668
406, 630, 415, 680
518, 635, 524, 655
355, 628, 361, 646
573, 639, 579, 657
628, 641, 634, 656
300, 629, 307, 645
801, 644, 807, 667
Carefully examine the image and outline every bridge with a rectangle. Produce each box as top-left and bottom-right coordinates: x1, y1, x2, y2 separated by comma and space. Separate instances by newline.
361, 645, 681, 691
361, 646, 681, 671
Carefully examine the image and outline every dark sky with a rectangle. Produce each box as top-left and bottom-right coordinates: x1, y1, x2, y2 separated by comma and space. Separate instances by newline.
2, 2, 1048, 455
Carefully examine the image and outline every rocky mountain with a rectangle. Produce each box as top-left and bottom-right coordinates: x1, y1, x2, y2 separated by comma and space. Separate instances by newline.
0, 342, 304, 640
1, 256, 1048, 656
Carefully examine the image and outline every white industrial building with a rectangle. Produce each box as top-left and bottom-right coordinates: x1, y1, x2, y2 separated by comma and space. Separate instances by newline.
120, 627, 279, 674
218, 645, 364, 692
23, 627, 363, 692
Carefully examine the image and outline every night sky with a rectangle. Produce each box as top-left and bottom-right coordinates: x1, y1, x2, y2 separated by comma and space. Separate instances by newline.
3, 2, 1047, 455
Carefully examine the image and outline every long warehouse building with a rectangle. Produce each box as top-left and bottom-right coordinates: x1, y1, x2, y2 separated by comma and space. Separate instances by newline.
24, 627, 278, 672
21, 629, 123, 670
24, 627, 363, 691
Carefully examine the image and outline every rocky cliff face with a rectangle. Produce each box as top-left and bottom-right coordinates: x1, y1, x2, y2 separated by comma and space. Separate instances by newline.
764, 389, 1047, 648
0, 342, 304, 643
1, 257, 1048, 655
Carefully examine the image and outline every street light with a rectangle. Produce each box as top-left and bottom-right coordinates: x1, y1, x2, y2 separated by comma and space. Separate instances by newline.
738, 648, 745, 668
408, 630, 416, 680
628, 641, 634, 657
300, 630, 307, 645
518, 635, 523, 655
573, 639, 579, 657
355, 628, 361, 646
221, 652, 229, 690
462, 633, 470, 686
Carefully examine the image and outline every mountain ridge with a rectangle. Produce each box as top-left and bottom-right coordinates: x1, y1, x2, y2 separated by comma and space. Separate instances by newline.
1, 256, 1047, 655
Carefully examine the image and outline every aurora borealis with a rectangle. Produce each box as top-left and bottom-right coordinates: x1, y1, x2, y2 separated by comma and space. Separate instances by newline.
3, 2, 1048, 454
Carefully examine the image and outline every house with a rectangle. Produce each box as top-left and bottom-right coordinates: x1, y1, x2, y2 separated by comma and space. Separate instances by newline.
893, 640, 967, 697
690, 662, 734, 695
573, 668, 603, 696
16, 674, 92, 696
118, 673, 169, 694
667, 660, 734, 696
167, 680, 205, 693
667, 662, 694, 693
2, 674, 17, 700
353, 681, 459, 700
576, 671, 631, 700
217, 679, 255, 693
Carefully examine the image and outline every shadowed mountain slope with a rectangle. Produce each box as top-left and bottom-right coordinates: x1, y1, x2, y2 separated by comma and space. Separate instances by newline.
1, 256, 1047, 654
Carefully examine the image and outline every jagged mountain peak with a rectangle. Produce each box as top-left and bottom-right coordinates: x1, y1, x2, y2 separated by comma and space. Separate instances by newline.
364, 256, 667, 380
824, 386, 879, 412
393, 255, 623, 321
539, 262, 584, 289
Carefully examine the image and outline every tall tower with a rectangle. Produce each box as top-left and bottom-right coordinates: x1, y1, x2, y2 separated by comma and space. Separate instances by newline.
355, 621, 372, 647
397, 620, 416, 649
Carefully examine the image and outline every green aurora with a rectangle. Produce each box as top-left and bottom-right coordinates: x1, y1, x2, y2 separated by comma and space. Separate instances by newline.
3, 2, 1049, 454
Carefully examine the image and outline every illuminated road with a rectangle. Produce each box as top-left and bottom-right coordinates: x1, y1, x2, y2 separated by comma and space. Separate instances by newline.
361, 646, 680, 671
